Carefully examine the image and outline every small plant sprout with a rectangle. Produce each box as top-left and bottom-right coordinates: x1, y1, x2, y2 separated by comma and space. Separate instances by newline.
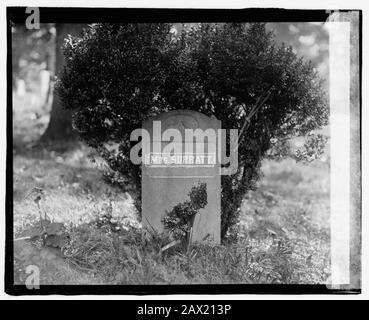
26, 187, 49, 227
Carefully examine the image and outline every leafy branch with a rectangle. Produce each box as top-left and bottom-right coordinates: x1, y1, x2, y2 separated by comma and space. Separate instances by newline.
162, 183, 207, 251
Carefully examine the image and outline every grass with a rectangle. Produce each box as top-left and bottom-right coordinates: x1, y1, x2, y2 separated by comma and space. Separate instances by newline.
12, 91, 331, 285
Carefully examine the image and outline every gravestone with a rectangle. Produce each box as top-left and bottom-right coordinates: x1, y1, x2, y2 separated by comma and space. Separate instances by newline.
142, 110, 221, 243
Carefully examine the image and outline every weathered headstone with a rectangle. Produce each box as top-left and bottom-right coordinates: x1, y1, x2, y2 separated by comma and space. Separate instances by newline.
142, 110, 221, 243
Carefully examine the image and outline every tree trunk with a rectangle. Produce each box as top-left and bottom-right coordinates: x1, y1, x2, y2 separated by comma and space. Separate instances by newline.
41, 24, 85, 141
41, 35, 56, 112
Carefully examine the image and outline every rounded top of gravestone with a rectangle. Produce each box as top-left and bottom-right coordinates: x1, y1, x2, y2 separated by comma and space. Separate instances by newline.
143, 109, 220, 134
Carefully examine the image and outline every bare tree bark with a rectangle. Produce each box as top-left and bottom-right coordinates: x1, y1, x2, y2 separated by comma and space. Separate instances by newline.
41, 23, 85, 141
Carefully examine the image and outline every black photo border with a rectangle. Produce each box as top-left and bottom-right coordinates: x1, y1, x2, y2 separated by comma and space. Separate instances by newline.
5, 7, 362, 296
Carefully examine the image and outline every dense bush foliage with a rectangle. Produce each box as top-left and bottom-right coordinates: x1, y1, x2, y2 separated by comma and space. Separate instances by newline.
57, 23, 328, 239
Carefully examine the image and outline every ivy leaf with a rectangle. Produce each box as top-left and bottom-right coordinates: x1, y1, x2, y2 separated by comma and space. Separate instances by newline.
45, 222, 65, 236
20, 220, 51, 239
44, 234, 69, 248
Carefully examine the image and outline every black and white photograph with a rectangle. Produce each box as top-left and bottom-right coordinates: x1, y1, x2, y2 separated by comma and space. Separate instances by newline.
3, 4, 363, 299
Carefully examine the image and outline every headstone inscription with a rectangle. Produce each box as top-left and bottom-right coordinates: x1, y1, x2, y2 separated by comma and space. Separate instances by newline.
142, 110, 221, 243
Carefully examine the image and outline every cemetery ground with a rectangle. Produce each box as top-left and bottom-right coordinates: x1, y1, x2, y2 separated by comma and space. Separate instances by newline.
12, 92, 331, 285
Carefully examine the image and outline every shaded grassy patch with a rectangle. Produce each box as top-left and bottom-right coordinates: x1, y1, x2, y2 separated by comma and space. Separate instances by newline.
13, 144, 330, 284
